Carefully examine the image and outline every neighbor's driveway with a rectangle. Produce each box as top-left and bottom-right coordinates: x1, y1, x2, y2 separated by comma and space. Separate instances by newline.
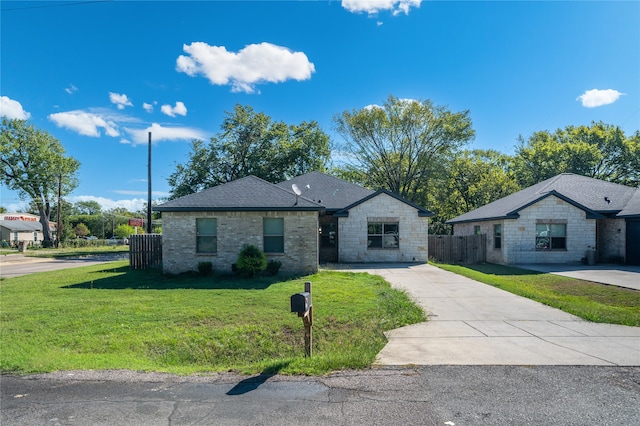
516, 263, 640, 291
332, 263, 640, 366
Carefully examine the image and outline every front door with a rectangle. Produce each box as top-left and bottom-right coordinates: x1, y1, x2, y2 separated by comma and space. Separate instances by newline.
319, 216, 338, 263
626, 219, 640, 265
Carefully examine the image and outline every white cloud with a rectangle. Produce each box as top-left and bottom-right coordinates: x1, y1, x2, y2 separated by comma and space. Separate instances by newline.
161, 101, 187, 117
577, 89, 624, 108
0, 96, 31, 119
143, 102, 155, 113
65, 84, 78, 94
68, 193, 170, 212
124, 122, 207, 145
176, 42, 315, 93
48, 110, 120, 137
109, 92, 133, 110
67, 195, 147, 212
364, 98, 418, 110
342, 0, 421, 16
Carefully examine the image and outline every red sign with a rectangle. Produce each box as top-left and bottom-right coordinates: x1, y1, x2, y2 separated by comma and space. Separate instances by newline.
129, 218, 144, 227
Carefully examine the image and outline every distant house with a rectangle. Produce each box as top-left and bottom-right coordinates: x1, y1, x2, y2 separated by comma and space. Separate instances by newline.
447, 173, 640, 265
0, 212, 52, 246
155, 172, 433, 275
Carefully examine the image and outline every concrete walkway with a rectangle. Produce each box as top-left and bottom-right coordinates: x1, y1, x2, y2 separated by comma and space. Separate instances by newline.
332, 263, 640, 366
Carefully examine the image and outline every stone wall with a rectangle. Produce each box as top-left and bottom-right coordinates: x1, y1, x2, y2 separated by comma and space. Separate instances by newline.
161, 210, 318, 275
453, 221, 505, 264
338, 193, 429, 263
453, 195, 596, 264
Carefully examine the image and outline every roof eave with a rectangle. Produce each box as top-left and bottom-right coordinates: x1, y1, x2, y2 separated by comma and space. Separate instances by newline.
155, 206, 324, 213
447, 214, 519, 225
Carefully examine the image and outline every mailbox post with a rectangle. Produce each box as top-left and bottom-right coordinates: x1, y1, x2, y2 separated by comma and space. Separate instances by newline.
290, 281, 313, 357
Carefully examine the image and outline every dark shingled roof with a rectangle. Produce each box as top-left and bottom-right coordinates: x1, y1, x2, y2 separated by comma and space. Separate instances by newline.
277, 171, 375, 211
155, 175, 323, 212
0, 220, 43, 232
447, 173, 640, 224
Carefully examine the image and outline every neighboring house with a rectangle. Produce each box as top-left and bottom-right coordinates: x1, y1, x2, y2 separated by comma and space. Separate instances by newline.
155, 172, 433, 275
0, 213, 45, 245
447, 173, 640, 266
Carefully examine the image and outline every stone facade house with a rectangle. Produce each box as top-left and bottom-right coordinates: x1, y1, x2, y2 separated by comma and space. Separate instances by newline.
155, 172, 432, 275
447, 174, 640, 266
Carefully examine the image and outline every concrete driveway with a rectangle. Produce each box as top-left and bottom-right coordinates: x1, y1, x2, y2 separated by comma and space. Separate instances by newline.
516, 263, 640, 290
332, 263, 640, 366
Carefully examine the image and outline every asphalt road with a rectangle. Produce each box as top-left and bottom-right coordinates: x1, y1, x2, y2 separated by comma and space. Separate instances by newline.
0, 254, 127, 279
2, 367, 640, 425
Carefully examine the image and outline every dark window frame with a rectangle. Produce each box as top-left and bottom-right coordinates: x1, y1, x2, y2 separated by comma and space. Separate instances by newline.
367, 222, 399, 250
264, 217, 284, 254
493, 224, 502, 249
196, 218, 217, 254
535, 223, 567, 251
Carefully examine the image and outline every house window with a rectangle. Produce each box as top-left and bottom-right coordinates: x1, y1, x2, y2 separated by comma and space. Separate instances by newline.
536, 223, 566, 250
474, 225, 481, 235
13, 232, 18, 243
33, 231, 38, 242
264, 218, 284, 253
493, 224, 502, 249
196, 218, 217, 253
368, 222, 399, 249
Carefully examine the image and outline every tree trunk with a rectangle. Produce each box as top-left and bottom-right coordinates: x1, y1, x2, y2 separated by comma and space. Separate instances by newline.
38, 202, 53, 247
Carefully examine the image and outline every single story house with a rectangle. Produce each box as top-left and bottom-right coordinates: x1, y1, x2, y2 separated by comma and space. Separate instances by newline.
155, 172, 433, 275
447, 173, 640, 265
0, 213, 47, 246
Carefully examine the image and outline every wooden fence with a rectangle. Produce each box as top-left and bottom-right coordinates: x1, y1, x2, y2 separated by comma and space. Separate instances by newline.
428, 234, 486, 264
129, 234, 162, 269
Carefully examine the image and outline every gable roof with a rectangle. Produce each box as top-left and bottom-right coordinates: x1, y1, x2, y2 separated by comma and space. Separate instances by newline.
334, 189, 434, 218
447, 173, 640, 224
618, 190, 640, 218
0, 220, 43, 232
276, 171, 375, 211
155, 175, 323, 212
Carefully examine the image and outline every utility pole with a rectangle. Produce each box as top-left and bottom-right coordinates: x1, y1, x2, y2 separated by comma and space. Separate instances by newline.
56, 173, 62, 248
147, 131, 152, 234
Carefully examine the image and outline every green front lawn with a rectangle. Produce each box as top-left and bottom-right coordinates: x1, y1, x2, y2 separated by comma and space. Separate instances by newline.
0, 262, 425, 375
436, 263, 640, 326
25, 245, 129, 258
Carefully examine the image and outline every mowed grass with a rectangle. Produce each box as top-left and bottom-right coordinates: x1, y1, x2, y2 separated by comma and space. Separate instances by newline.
436, 263, 640, 326
0, 261, 425, 375
25, 245, 129, 258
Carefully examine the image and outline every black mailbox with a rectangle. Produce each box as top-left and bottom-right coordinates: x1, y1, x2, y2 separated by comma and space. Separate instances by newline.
290, 292, 311, 313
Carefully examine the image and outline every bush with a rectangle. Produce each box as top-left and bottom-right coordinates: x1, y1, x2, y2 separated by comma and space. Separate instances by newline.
197, 261, 213, 276
266, 260, 282, 276
234, 244, 267, 277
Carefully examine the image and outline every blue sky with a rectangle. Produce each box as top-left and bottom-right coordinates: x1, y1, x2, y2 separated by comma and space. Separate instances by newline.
2, 0, 639, 212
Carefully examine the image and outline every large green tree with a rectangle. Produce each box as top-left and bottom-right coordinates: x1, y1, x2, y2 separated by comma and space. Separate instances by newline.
73, 200, 102, 215
430, 149, 520, 233
513, 122, 640, 187
333, 95, 475, 204
167, 104, 331, 198
1, 118, 79, 246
